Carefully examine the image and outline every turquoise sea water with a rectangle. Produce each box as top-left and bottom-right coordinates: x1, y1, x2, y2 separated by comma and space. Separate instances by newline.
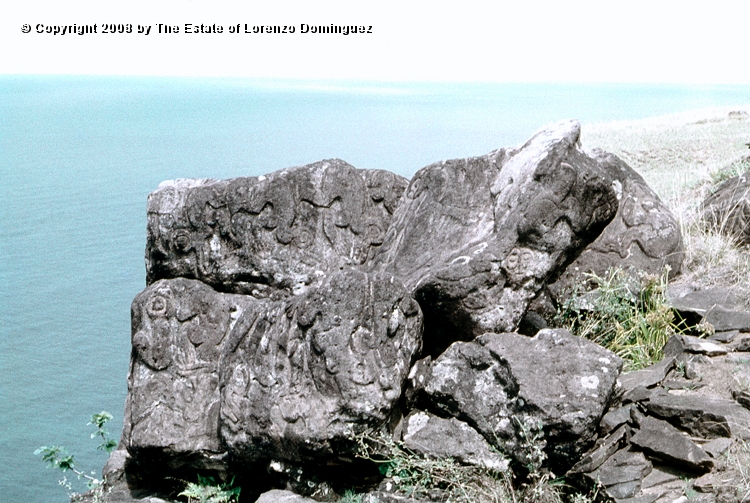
2, 76, 750, 502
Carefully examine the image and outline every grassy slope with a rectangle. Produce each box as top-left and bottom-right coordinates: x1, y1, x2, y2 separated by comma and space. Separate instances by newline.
582, 107, 750, 305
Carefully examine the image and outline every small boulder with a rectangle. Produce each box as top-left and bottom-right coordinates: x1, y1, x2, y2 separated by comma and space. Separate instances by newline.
663, 334, 728, 358
423, 328, 622, 470
645, 393, 750, 439
401, 411, 509, 472
255, 490, 319, 503
585, 448, 652, 500
549, 150, 683, 301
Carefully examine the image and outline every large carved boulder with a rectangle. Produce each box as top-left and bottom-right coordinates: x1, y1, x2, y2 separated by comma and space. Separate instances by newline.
547, 150, 683, 301
123, 278, 253, 472
123, 270, 422, 470
145, 159, 407, 297
372, 120, 619, 355
701, 168, 750, 245
423, 329, 622, 471
220, 268, 422, 462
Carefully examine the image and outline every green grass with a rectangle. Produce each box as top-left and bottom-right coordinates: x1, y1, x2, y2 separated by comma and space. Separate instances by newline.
555, 268, 681, 371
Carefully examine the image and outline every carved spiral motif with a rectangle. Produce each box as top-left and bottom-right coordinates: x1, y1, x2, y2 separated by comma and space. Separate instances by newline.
146, 295, 169, 318
171, 230, 192, 253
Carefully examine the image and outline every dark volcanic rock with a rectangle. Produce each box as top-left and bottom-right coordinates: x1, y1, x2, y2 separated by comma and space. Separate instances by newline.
585, 448, 652, 500
662, 334, 728, 358
701, 168, 750, 244
123, 270, 423, 469
123, 278, 254, 469
567, 423, 628, 475
549, 150, 684, 301
372, 120, 619, 355
618, 356, 675, 393
703, 307, 750, 332
423, 328, 622, 470
645, 393, 750, 439
220, 269, 423, 462
668, 284, 745, 317
145, 159, 407, 296
401, 411, 509, 471
630, 416, 713, 472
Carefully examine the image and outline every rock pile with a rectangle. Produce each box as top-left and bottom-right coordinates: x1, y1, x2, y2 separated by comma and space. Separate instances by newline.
566, 330, 750, 503
90, 120, 750, 503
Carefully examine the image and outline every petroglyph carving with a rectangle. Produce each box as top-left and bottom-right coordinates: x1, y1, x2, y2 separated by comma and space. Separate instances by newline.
146, 160, 408, 297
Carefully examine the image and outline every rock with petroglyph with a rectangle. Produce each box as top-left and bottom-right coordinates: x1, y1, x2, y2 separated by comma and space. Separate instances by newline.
123, 277, 255, 471
123, 269, 422, 471
220, 268, 422, 462
422, 328, 622, 471
145, 159, 407, 297
547, 150, 684, 301
371, 120, 618, 356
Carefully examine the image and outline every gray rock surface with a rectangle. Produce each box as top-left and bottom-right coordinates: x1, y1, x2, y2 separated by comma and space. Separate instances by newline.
220, 269, 423, 462
703, 307, 750, 332
372, 120, 618, 355
599, 405, 635, 435
663, 334, 728, 358
123, 270, 423, 467
124, 278, 255, 468
423, 328, 622, 469
255, 489, 319, 503
701, 168, 750, 245
668, 285, 745, 317
146, 159, 407, 296
401, 411, 509, 471
549, 150, 683, 301
114, 124, 719, 503
584, 448, 652, 500
617, 356, 675, 393
629, 416, 713, 472
567, 424, 628, 475
645, 393, 750, 439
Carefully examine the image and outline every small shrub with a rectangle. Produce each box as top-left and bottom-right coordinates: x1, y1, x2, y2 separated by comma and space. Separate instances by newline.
35, 411, 117, 502
555, 268, 680, 371
352, 429, 516, 503
178, 474, 241, 503
349, 428, 594, 503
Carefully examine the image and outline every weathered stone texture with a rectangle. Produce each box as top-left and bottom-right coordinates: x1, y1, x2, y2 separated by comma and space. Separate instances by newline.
548, 150, 683, 300
401, 411, 509, 471
220, 269, 422, 462
629, 416, 713, 472
372, 121, 618, 355
146, 159, 407, 297
124, 278, 254, 464
123, 270, 422, 467
423, 329, 622, 470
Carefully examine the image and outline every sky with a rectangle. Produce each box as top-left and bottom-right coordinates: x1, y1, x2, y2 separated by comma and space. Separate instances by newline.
2, 0, 750, 84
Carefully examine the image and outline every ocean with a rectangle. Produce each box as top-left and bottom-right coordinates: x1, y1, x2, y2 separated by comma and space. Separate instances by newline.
2, 76, 749, 502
